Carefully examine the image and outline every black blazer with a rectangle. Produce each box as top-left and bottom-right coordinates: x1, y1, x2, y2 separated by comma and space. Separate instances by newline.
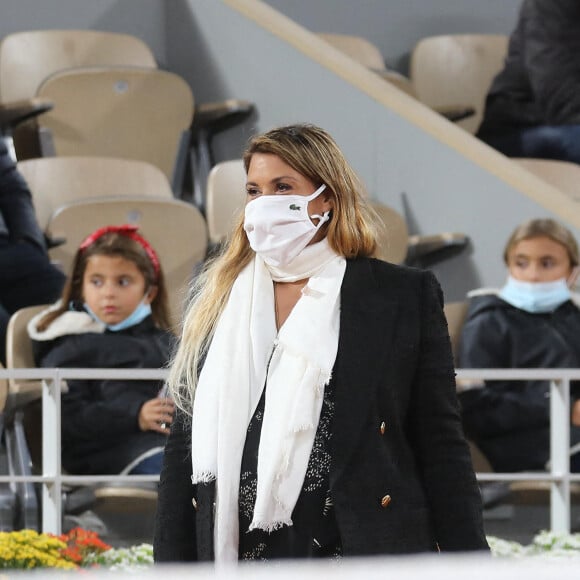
154, 258, 488, 561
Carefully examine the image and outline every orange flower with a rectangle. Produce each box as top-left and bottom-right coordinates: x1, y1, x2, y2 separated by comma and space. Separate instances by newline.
54, 527, 111, 567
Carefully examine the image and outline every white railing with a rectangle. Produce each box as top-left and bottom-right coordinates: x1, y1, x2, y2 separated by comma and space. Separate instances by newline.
0, 367, 168, 534
457, 368, 580, 534
0, 367, 578, 534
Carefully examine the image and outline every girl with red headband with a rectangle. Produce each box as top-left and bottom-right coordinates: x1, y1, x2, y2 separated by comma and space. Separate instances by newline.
28, 224, 175, 476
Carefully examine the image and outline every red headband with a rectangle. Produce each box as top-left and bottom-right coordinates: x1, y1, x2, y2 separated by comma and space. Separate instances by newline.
79, 224, 160, 279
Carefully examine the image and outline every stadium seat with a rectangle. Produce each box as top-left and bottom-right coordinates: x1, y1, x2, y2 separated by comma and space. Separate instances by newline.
368, 202, 409, 265
0, 29, 156, 160
36, 67, 194, 195
0, 28, 254, 202
0, 30, 156, 104
316, 33, 416, 97
205, 159, 246, 248
18, 156, 174, 234
410, 34, 509, 134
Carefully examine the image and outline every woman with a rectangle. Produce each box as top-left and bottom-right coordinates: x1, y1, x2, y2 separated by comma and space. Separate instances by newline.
459, 218, 580, 473
154, 124, 487, 562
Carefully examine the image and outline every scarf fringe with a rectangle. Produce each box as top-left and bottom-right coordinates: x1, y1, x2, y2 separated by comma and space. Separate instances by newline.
248, 517, 293, 533
191, 471, 216, 485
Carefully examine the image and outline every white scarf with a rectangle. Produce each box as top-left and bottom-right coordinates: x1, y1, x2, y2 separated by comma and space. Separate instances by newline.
190, 239, 345, 564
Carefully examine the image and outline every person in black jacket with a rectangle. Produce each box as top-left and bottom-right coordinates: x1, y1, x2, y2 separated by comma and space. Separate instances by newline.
154, 124, 488, 563
0, 140, 65, 365
458, 218, 580, 472
477, 0, 580, 163
29, 225, 175, 475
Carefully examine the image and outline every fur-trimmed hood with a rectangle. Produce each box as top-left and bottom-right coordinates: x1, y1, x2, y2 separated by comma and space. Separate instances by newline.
28, 301, 105, 342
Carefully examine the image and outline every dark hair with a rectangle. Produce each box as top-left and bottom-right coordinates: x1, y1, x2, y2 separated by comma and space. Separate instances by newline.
36, 229, 171, 331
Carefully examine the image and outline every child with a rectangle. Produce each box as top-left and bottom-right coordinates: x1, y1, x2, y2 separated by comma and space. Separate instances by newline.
28, 224, 175, 475
459, 218, 580, 472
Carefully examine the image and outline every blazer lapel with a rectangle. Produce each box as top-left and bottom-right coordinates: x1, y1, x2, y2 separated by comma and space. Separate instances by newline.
330, 259, 398, 486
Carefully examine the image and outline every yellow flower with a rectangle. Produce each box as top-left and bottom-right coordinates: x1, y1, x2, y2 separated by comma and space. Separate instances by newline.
0, 529, 77, 569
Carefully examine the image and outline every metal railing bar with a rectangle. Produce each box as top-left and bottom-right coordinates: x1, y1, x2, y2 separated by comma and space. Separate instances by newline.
1, 366, 579, 534
0, 475, 160, 483
0, 368, 168, 380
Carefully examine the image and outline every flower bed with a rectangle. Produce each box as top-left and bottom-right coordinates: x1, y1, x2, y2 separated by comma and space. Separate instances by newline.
3, 527, 580, 568
0, 527, 153, 570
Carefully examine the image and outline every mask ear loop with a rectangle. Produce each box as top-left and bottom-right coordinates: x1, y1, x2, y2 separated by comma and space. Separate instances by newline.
309, 210, 331, 227
305, 183, 327, 199
307, 184, 330, 227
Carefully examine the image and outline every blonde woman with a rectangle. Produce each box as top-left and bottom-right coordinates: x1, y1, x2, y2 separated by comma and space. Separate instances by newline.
154, 124, 487, 563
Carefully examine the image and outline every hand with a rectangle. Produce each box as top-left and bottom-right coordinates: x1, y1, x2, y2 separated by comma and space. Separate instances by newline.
572, 400, 580, 427
138, 397, 175, 434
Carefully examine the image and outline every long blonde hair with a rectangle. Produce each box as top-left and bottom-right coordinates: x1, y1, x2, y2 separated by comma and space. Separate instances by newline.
168, 123, 379, 413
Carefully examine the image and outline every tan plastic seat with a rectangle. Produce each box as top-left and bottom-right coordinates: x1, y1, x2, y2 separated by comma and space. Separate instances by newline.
18, 156, 174, 232
47, 197, 208, 329
410, 34, 509, 134
206, 159, 247, 246
368, 202, 409, 265
515, 158, 580, 201
36, 67, 194, 189
317, 33, 416, 97
5, 305, 48, 413
0, 29, 252, 205
0, 30, 157, 160
443, 301, 469, 362
0, 30, 156, 104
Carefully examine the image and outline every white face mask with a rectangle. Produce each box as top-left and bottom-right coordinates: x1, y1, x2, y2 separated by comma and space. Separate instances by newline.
243, 184, 330, 267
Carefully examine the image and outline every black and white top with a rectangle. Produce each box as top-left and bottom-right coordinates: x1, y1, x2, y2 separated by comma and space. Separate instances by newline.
238, 380, 342, 560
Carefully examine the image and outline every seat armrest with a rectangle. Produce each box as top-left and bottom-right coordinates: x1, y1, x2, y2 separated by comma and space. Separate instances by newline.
0, 98, 54, 131
45, 234, 67, 249
433, 105, 476, 123
193, 99, 254, 134
407, 232, 468, 267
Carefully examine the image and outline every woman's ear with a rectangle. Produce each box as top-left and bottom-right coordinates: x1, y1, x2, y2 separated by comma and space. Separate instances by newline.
145, 285, 158, 304
321, 190, 334, 213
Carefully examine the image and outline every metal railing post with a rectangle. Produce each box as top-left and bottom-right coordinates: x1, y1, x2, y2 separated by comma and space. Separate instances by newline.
41, 369, 62, 534
550, 377, 571, 532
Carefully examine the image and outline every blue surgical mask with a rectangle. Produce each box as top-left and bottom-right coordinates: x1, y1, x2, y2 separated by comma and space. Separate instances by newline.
499, 276, 571, 313
83, 298, 152, 331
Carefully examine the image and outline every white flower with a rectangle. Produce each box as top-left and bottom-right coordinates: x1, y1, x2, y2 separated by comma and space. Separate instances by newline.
488, 531, 580, 559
